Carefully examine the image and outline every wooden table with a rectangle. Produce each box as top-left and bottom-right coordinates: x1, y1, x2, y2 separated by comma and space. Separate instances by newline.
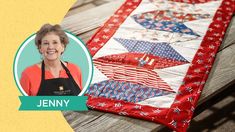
61, 0, 235, 131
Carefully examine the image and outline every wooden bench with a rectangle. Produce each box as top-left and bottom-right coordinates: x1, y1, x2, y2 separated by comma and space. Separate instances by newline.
61, 0, 235, 131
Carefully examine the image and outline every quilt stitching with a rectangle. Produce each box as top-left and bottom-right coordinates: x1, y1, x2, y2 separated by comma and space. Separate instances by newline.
85, 0, 235, 131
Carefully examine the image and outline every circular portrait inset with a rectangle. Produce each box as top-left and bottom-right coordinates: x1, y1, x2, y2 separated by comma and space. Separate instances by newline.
14, 24, 93, 96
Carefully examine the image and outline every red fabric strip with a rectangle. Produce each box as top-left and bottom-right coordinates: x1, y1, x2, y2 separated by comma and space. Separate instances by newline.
86, 0, 142, 56
86, 0, 235, 131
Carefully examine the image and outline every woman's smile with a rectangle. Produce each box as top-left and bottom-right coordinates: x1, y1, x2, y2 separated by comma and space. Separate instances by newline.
46, 50, 58, 55
40, 32, 65, 62
43, 49, 60, 61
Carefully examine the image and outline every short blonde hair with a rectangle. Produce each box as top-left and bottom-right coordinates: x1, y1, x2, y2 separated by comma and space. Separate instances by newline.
35, 24, 69, 50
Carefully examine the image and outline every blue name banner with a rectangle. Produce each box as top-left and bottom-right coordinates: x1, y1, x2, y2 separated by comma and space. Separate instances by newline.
19, 96, 88, 111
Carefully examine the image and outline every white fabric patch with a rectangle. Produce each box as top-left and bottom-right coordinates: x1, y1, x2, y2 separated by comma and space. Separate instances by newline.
93, 38, 128, 59
170, 44, 198, 62
154, 64, 190, 92
91, 66, 109, 84
137, 93, 176, 108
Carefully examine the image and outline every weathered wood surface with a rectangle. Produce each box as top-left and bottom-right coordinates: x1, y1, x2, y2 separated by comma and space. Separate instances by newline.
61, 0, 124, 35
198, 16, 235, 105
65, 0, 119, 18
69, 0, 95, 10
61, 1, 235, 131
63, 110, 159, 132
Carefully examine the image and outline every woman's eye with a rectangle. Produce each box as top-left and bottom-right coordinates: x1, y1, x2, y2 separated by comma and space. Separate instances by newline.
42, 43, 49, 45
53, 41, 58, 44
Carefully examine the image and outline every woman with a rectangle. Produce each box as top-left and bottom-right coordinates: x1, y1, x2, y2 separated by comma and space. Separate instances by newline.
20, 24, 82, 96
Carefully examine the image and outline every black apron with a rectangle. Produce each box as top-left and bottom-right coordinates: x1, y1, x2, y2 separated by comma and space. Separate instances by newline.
37, 61, 81, 96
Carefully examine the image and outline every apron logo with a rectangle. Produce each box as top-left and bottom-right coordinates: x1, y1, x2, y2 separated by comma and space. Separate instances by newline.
59, 86, 64, 91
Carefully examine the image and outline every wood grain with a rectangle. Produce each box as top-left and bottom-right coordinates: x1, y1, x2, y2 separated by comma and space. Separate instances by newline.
61, 1, 235, 131
199, 44, 235, 104
79, 28, 99, 43
69, 0, 94, 10
219, 16, 235, 51
65, 3, 96, 18
196, 15, 235, 105
61, 0, 124, 35
62, 110, 159, 132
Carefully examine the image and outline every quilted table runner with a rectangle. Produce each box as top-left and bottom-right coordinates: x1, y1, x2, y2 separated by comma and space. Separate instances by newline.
85, 0, 235, 131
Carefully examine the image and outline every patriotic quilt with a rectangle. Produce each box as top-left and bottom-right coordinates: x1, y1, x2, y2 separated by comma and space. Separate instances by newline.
85, 0, 235, 131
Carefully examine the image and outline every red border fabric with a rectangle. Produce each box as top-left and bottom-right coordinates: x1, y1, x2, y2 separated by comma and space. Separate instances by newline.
85, 0, 235, 131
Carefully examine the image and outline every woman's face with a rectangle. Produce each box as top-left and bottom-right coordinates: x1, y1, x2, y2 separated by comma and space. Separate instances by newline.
39, 32, 65, 62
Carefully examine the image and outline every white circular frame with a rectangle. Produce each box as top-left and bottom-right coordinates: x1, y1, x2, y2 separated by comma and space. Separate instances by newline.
14, 33, 93, 96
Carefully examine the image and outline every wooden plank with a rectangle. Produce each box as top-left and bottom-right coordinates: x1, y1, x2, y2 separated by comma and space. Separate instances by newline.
61, 0, 125, 35
198, 15, 235, 104
63, 110, 159, 132
65, 0, 116, 18
61, 1, 235, 131
199, 45, 235, 103
65, 3, 96, 18
78, 28, 98, 43
219, 16, 235, 51
69, 0, 94, 10
68, 0, 117, 12
93, 0, 119, 6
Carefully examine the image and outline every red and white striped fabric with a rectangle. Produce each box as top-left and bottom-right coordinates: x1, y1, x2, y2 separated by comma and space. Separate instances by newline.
84, 0, 235, 131
94, 60, 174, 91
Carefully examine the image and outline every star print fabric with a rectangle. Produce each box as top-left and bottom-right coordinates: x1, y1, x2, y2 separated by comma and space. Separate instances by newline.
85, 0, 235, 131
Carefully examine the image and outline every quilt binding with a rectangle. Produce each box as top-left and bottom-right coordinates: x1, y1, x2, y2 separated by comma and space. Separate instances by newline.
84, 0, 235, 131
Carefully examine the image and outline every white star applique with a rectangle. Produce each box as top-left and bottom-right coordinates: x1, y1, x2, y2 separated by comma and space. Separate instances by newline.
173, 107, 181, 114
114, 103, 122, 107
93, 38, 100, 43
97, 102, 106, 107
153, 109, 161, 113
169, 120, 177, 128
